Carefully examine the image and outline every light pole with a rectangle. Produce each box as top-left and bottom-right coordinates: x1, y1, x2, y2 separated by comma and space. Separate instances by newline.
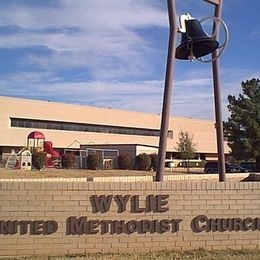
155, 0, 226, 182
155, 0, 177, 182
205, 0, 226, 182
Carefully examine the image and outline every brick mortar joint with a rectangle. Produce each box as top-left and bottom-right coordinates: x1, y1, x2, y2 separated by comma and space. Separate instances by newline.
1, 183, 260, 191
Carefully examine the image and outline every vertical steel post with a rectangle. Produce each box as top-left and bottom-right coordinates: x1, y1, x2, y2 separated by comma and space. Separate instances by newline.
211, 0, 226, 181
155, 0, 177, 181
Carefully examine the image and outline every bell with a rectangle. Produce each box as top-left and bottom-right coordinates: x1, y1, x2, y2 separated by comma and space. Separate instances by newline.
176, 19, 219, 60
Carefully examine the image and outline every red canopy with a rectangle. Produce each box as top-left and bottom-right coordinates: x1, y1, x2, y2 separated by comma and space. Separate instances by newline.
27, 131, 45, 139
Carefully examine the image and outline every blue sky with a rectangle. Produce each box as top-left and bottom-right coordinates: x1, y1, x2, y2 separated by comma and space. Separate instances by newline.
0, 0, 259, 120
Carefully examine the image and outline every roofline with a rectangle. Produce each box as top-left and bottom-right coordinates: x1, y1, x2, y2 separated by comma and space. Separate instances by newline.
81, 143, 159, 149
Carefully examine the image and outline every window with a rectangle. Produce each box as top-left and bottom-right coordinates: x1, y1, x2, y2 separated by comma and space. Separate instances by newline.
10, 117, 172, 137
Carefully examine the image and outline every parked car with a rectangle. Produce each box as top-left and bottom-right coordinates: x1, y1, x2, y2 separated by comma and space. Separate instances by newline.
239, 162, 256, 172
204, 161, 248, 174
165, 161, 175, 168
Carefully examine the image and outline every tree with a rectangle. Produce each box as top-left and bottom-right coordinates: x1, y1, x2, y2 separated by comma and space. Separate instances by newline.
136, 153, 151, 171
118, 153, 133, 170
87, 154, 101, 170
61, 153, 76, 169
149, 153, 157, 171
224, 78, 260, 171
32, 151, 47, 170
175, 131, 197, 172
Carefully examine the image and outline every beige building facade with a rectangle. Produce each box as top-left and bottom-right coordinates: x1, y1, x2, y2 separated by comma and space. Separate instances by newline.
0, 96, 229, 161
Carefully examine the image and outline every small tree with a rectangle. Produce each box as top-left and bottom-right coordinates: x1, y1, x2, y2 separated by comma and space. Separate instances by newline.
175, 131, 197, 173
61, 153, 76, 169
32, 151, 47, 170
118, 153, 132, 170
87, 154, 101, 170
136, 153, 151, 171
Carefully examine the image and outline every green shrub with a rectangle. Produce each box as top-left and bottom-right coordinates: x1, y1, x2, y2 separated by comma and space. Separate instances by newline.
118, 153, 133, 170
136, 153, 151, 171
32, 151, 47, 170
149, 153, 157, 171
61, 153, 76, 169
87, 154, 101, 170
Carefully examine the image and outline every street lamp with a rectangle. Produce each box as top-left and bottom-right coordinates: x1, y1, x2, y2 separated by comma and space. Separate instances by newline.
155, 0, 228, 182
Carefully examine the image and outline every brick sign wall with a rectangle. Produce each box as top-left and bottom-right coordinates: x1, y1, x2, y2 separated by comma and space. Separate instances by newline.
0, 181, 260, 256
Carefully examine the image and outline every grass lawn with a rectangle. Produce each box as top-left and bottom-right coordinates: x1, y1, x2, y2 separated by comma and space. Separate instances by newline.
0, 168, 157, 179
0, 167, 248, 181
2, 249, 260, 260
0, 167, 200, 179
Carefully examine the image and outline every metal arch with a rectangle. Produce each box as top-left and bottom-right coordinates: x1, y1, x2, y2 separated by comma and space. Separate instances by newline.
197, 16, 229, 63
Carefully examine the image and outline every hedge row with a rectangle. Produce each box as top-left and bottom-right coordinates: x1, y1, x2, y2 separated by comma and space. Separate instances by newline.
32, 152, 102, 170
32, 151, 204, 171
117, 153, 156, 171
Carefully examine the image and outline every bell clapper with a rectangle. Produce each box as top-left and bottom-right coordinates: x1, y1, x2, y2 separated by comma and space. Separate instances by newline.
188, 43, 196, 62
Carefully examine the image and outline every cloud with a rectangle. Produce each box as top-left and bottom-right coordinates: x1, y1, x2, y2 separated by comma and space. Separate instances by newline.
0, 72, 224, 120
0, 1, 258, 122
0, 0, 167, 79
5, 71, 60, 83
1, 66, 258, 121
0, 1, 167, 30
250, 30, 260, 38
